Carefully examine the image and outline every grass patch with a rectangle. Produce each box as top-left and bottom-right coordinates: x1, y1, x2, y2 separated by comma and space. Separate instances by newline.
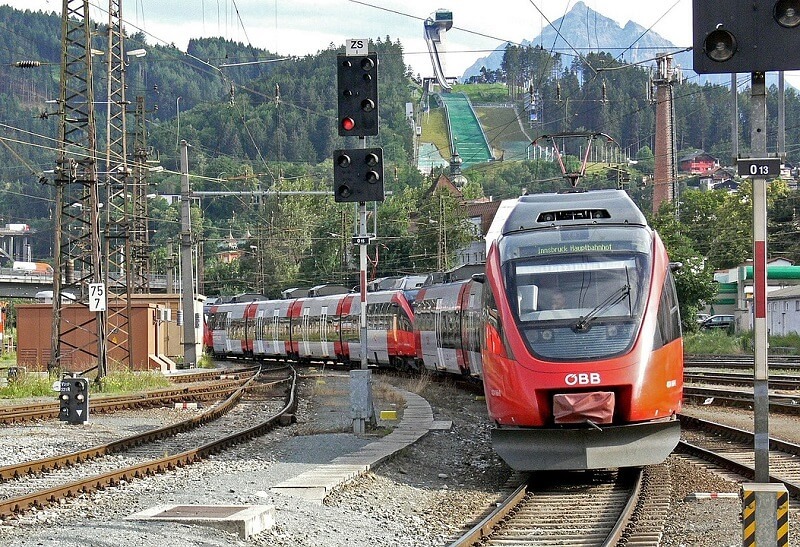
767, 332, 800, 355
0, 372, 57, 399
96, 368, 171, 394
684, 330, 748, 355
0, 366, 172, 400
685, 329, 800, 356
373, 380, 406, 406
198, 353, 216, 369
0, 352, 16, 368
474, 106, 529, 143
420, 107, 451, 160
453, 83, 509, 103
402, 370, 433, 395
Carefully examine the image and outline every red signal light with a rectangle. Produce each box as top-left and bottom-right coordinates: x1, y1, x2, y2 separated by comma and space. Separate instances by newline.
341, 117, 355, 131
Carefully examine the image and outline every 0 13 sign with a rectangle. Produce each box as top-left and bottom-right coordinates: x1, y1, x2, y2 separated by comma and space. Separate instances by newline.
88, 282, 106, 312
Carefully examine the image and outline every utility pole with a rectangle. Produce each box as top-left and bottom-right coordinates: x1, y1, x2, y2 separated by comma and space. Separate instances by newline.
180, 140, 197, 368
694, 3, 795, 544
51, 0, 107, 378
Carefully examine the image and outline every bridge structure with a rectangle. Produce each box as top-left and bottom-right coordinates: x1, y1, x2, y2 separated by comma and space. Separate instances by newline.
0, 269, 173, 299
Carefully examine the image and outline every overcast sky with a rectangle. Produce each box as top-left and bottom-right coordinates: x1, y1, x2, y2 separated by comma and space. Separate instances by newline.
1, 0, 797, 86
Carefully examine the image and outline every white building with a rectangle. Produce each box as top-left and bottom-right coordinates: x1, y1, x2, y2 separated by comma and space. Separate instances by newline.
766, 286, 800, 337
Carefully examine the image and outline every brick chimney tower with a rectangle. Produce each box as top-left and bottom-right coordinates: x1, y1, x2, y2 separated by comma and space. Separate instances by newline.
652, 54, 677, 213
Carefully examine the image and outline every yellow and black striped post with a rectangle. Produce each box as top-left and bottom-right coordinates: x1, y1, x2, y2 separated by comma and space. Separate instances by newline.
742, 483, 789, 546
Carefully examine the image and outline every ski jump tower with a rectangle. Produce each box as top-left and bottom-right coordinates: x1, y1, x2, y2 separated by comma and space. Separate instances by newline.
424, 9, 453, 92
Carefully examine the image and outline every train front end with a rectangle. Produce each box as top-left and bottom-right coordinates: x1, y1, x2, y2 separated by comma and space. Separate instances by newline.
482, 190, 682, 471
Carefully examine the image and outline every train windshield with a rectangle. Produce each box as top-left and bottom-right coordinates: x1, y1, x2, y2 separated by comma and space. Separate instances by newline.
500, 226, 652, 361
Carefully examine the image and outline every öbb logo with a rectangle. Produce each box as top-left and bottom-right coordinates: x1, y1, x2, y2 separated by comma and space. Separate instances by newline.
565, 372, 601, 386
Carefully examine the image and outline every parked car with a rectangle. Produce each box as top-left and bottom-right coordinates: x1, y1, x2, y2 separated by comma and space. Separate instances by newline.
700, 314, 735, 330
695, 313, 711, 324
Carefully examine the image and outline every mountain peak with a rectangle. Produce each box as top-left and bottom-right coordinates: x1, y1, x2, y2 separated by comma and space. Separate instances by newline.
462, 3, 678, 80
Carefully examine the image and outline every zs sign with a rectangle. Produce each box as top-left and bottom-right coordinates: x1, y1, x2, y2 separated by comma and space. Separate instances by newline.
346, 38, 368, 56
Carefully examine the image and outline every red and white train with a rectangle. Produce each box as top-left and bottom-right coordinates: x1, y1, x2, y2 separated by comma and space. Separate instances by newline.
205, 189, 683, 471
478, 189, 683, 470
206, 290, 417, 368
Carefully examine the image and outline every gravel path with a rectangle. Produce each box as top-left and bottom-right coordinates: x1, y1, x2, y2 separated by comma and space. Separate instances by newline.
0, 373, 797, 546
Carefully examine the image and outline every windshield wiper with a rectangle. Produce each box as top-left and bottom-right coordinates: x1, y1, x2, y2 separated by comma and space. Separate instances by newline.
574, 282, 631, 332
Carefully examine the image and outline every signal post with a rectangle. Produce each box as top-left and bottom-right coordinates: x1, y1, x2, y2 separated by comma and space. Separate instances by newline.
335, 42, 384, 434
693, 2, 796, 544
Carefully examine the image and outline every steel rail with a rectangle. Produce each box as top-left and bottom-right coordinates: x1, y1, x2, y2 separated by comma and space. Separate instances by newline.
0, 370, 296, 517
677, 415, 800, 498
0, 375, 256, 424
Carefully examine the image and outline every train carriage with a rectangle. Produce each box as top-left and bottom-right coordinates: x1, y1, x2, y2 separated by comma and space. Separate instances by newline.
414, 280, 483, 376
250, 299, 294, 358
208, 302, 251, 357
342, 291, 416, 367
480, 189, 683, 471
288, 294, 348, 362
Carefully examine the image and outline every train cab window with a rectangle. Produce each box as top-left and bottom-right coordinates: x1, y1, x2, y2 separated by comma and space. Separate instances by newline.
500, 226, 653, 361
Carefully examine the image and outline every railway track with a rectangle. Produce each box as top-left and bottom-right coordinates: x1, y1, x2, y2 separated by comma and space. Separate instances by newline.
0, 366, 297, 519
685, 354, 800, 373
0, 372, 257, 424
450, 465, 672, 546
683, 385, 800, 414
684, 371, 800, 390
677, 414, 800, 497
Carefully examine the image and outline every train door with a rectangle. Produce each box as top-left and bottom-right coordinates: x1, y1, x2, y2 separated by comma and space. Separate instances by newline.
435, 298, 446, 367
271, 309, 281, 355
320, 306, 329, 357
211, 310, 228, 355
461, 281, 483, 376
301, 307, 311, 356
342, 296, 361, 363
366, 297, 390, 366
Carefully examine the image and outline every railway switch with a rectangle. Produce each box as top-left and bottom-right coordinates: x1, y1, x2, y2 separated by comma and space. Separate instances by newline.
58, 377, 89, 424
336, 52, 378, 137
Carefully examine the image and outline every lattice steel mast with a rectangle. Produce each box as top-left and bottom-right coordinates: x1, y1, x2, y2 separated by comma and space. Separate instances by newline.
103, 0, 133, 369
130, 95, 151, 292
50, 0, 107, 376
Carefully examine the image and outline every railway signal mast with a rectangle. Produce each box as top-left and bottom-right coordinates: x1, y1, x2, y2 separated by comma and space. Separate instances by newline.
335, 43, 384, 434
693, 1, 797, 543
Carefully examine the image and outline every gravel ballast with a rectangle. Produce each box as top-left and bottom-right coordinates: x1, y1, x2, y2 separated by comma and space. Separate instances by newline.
0, 372, 798, 546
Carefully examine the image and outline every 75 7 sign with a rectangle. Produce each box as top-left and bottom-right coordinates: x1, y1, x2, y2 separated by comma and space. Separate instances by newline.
88, 282, 106, 312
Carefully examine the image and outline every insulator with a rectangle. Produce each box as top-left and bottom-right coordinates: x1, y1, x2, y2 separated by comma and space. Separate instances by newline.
14, 60, 41, 68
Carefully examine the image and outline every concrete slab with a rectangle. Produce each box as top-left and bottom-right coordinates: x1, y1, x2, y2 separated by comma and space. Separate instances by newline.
270, 387, 437, 504
127, 504, 275, 539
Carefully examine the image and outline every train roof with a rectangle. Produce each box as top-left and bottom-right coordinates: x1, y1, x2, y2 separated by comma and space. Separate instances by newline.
489, 189, 647, 239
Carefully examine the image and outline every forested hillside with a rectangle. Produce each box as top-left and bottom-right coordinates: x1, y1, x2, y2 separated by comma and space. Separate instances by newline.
0, 7, 798, 302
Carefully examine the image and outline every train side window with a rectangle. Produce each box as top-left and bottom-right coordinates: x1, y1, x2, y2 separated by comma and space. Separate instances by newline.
654, 269, 681, 349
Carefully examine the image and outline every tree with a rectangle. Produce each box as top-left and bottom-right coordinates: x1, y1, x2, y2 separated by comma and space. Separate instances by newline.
636, 146, 654, 175
650, 202, 717, 331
